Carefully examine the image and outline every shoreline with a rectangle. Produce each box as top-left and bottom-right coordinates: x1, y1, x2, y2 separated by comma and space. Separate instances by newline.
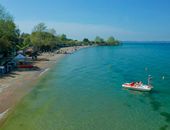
0, 46, 89, 124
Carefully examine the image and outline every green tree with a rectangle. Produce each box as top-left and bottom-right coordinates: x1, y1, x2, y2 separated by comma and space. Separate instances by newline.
0, 4, 13, 21
94, 36, 104, 44
83, 38, 90, 43
31, 23, 59, 51
20, 33, 31, 45
23, 36, 31, 46
31, 23, 47, 50
30, 32, 43, 50
17, 33, 31, 51
32, 22, 47, 32
60, 34, 67, 41
0, 38, 11, 55
107, 36, 119, 45
16, 42, 30, 51
0, 4, 18, 56
107, 36, 115, 44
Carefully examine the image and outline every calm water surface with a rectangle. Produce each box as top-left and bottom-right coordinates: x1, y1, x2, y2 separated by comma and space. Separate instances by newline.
1, 43, 170, 130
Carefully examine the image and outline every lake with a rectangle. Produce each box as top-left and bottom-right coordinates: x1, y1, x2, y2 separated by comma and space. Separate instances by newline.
1, 43, 170, 130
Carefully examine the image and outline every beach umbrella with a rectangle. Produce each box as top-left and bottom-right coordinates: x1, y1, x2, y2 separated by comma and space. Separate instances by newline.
14, 54, 26, 61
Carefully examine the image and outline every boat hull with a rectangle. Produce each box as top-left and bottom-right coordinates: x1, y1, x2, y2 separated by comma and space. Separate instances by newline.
122, 83, 152, 92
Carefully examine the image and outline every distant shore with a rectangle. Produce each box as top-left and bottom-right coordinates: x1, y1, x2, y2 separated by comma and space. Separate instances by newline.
0, 46, 89, 124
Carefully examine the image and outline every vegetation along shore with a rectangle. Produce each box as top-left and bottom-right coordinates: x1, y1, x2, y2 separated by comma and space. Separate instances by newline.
0, 4, 120, 124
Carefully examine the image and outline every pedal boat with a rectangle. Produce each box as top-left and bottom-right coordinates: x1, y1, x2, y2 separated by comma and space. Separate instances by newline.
122, 82, 152, 92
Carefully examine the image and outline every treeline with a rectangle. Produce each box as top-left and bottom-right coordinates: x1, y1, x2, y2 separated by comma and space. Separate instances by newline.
0, 4, 120, 57
0, 4, 20, 57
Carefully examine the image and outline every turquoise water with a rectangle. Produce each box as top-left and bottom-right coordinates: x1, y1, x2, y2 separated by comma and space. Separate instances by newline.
1, 43, 170, 130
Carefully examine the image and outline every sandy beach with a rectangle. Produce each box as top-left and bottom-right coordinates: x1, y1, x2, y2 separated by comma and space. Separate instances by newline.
0, 46, 88, 123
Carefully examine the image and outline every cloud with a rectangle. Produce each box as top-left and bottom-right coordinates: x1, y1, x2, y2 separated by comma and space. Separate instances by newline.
16, 20, 135, 40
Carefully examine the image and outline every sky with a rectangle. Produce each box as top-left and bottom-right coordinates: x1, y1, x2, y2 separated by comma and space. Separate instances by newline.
1, 0, 170, 41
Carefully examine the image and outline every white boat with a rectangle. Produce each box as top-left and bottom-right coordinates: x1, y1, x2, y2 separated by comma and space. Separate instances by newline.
122, 83, 152, 91
122, 75, 153, 92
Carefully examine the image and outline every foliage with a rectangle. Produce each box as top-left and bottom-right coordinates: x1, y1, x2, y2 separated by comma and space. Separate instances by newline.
32, 22, 47, 32
21, 33, 31, 45
95, 36, 104, 44
83, 38, 90, 43
94, 36, 106, 45
0, 38, 11, 54
59, 34, 67, 41
31, 23, 58, 51
0, 4, 13, 21
0, 4, 120, 57
0, 4, 18, 56
16, 41, 30, 51
106, 36, 120, 45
